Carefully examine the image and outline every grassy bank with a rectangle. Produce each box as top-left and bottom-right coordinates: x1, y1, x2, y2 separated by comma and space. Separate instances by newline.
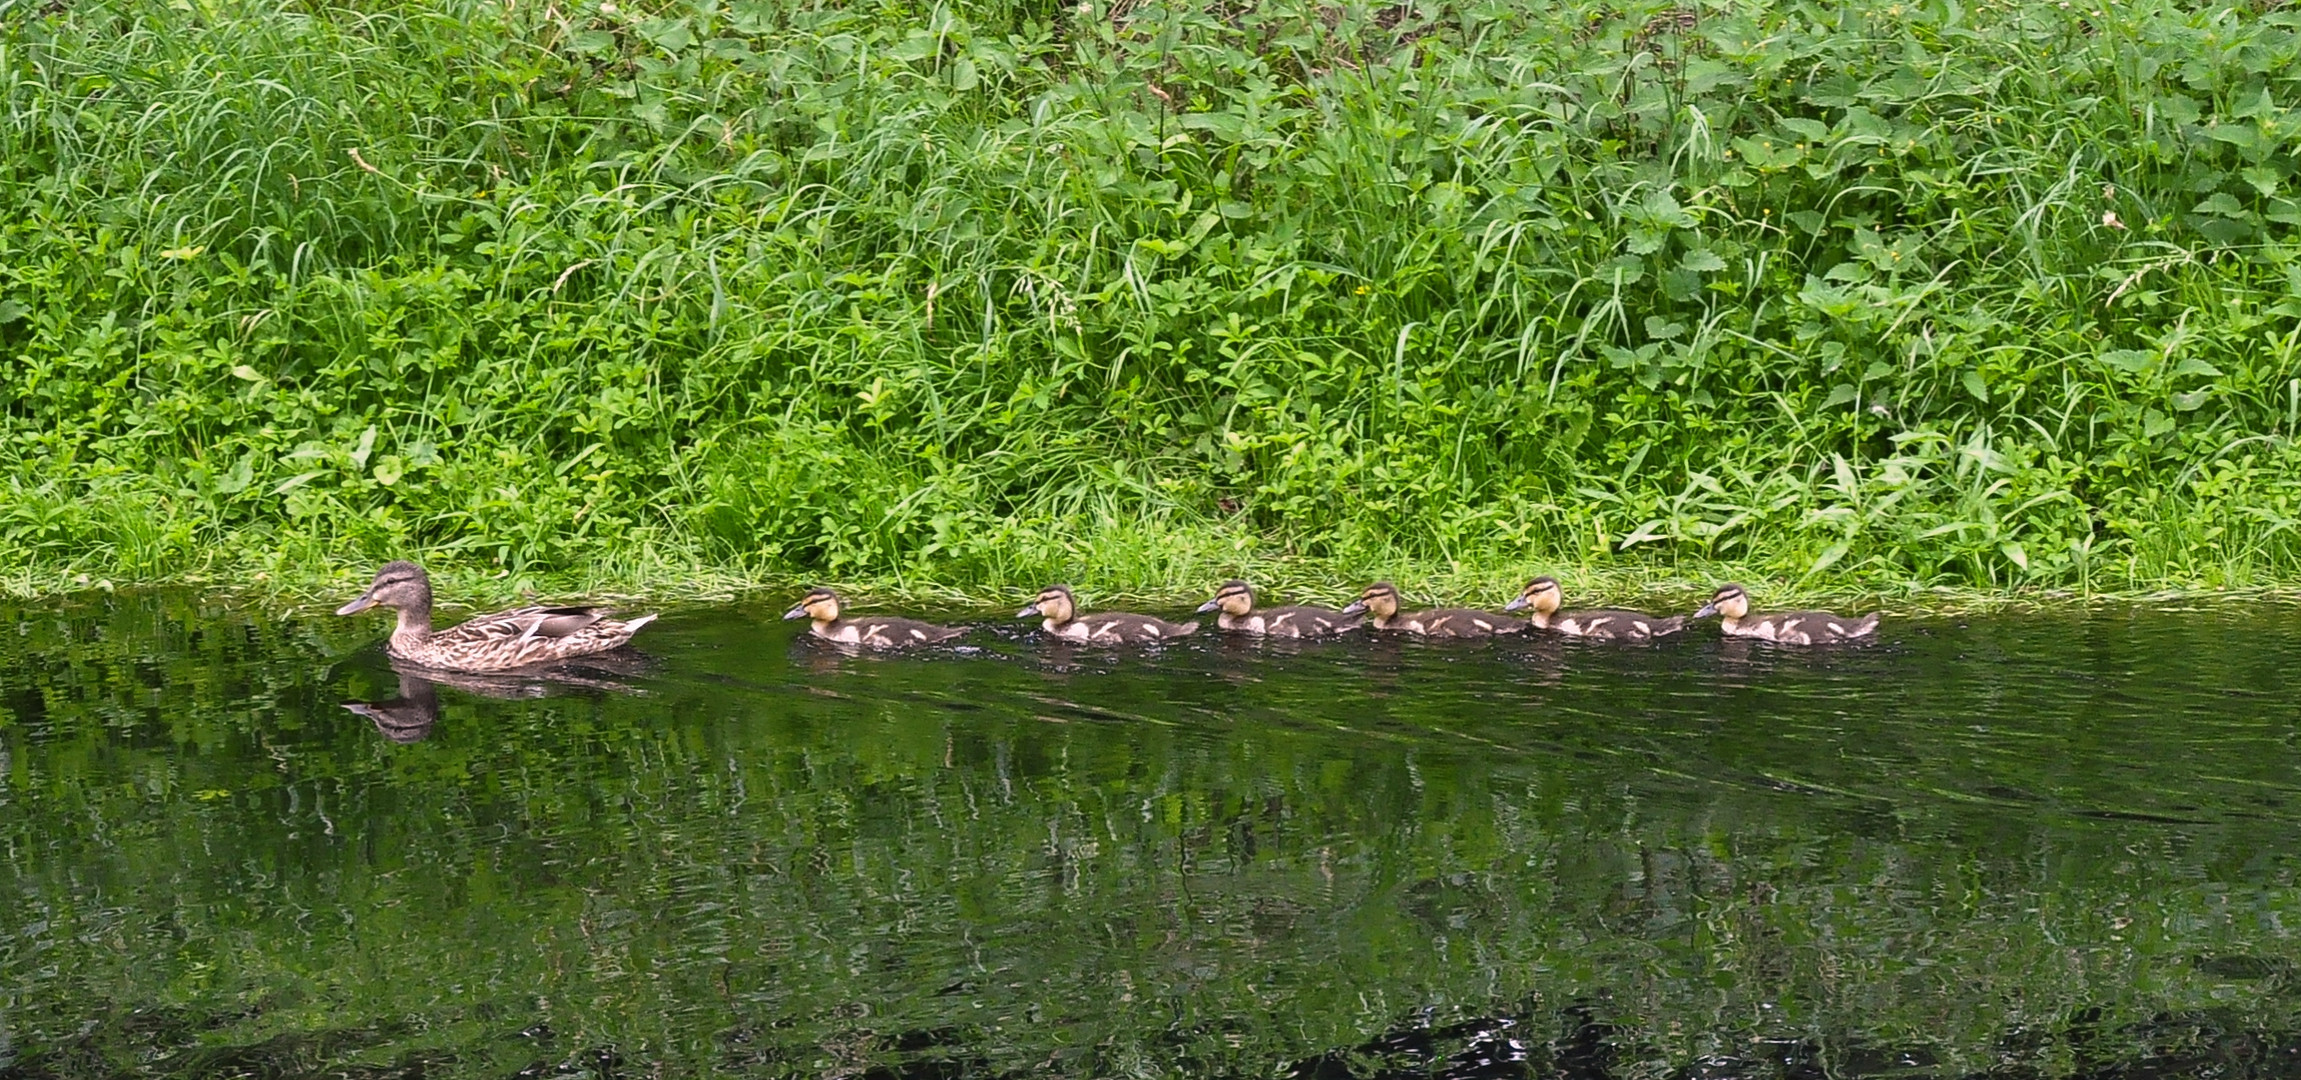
7, 0, 2301, 607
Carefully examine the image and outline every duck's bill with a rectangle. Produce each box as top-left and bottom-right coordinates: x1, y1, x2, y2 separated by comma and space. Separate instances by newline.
780, 606, 807, 620
1194, 599, 1220, 613
335, 594, 377, 616
1502, 596, 1528, 612
1693, 602, 1719, 619
1338, 601, 1367, 616
1015, 604, 1042, 618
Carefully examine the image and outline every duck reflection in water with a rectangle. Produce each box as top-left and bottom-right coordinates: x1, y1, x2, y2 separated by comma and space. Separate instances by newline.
343, 672, 444, 743
341, 653, 657, 743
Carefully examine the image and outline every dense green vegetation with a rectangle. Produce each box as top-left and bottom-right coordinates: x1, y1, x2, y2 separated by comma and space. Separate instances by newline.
8, 0, 2301, 602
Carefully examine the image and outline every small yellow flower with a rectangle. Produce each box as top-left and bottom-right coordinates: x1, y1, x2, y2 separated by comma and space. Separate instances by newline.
1354, 285, 1370, 295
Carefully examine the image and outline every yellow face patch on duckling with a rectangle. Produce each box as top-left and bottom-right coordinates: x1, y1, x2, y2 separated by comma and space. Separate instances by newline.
1339, 582, 1401, 625
1502, 577, 1563, 620
783, 588, 842, 625
1693, 584, 1750, 622
1197, 580, 1256, 619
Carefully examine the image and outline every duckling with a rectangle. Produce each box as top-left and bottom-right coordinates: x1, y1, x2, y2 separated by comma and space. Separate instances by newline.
335, 561, 656, 673
1692, 583, 1880, 645
1018, 585, 1198, 644
1337, 581, 1526, 637
1503, 576, 1685, 641
782, 588, 965, 648
1195, 579, 1362, 637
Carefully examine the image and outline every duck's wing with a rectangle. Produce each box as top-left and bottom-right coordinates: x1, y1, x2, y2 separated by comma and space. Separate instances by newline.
437, 605, 610, 645
428, 607, 655, 668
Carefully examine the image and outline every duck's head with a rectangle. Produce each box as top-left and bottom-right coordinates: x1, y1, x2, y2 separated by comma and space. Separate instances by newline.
1018, 585, 1075, 623
336, 561, 432, 616
1503, 576, 1562, 615
1338, 582, 1399, 621
783, 588, 841, 623
1197, 579, 1254, 616
1694, 583, 1748, 620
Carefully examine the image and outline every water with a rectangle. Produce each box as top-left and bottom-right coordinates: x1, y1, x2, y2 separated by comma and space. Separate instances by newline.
5, 592, 2301, 1078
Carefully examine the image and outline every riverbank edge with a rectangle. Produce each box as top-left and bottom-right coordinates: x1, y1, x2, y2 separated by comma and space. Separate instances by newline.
10, 542, 2297, 619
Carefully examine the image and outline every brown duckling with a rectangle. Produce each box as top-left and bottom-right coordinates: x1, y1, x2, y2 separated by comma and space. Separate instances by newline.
1503, 576, 1685, 641
1018, 585, 1198, 644
1338, 581, 1526, 637
783, 588, 965, 648
1195, 579, 1362, 637
336, 561, 655, 673
1693, 583, 1880, 645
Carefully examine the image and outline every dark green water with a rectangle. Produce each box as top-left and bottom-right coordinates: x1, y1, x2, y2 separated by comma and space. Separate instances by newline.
5, 592, 2301, 1079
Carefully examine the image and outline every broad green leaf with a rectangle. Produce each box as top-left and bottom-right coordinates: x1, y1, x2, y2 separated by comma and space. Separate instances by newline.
1961, 369, 1989, 402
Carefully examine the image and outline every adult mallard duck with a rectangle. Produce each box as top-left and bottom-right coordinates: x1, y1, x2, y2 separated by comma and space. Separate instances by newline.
1692, 583, 1880, 644
1195, 579, 1361, 637
335, 561, 657, 673
1018, 585, 1197, 644
1338, 581, 1525, 637
1503, 576, 1685, 641
783, 588, 965, 648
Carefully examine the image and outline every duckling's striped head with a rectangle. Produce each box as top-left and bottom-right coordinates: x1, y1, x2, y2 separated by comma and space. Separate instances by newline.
1018, 585, 1075, 623
783, 588, 841, 623
336, 560, 432, 616
1197, 579, 1255, 616
1339, 581, 1399, 620
1694, 583, 1748, 620
1503, 576, 1561, 615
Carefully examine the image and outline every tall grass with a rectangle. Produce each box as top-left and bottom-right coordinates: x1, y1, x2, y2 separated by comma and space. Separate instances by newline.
6, 0, 2301, 602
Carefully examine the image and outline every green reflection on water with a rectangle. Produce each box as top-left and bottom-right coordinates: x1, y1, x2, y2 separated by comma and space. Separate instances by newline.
3, 593, 2301, 1077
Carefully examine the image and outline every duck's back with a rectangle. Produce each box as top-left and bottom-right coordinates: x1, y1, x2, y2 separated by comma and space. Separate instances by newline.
1057, 612, 1199, 643
1741, 609, 1880, 645
1391, 608, 1525, 637
405, 606, 655, 670
1225, 604, 1360, 637
815, 616, 966, 648
1552, 608, 1686, 641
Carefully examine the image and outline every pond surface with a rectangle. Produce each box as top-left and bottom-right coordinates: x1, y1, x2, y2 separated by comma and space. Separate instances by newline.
4, 592, 2301, 1078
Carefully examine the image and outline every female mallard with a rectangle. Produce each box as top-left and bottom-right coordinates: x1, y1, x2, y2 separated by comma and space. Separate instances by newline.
1692, 583, 1880, 644
1503, 576, 1685, 641
1338, 581, 1525, 637
335, 561, 657, 672
1195, 580, 1361, 637
783, 588, 965, 648
1018, 585, 1197, 644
